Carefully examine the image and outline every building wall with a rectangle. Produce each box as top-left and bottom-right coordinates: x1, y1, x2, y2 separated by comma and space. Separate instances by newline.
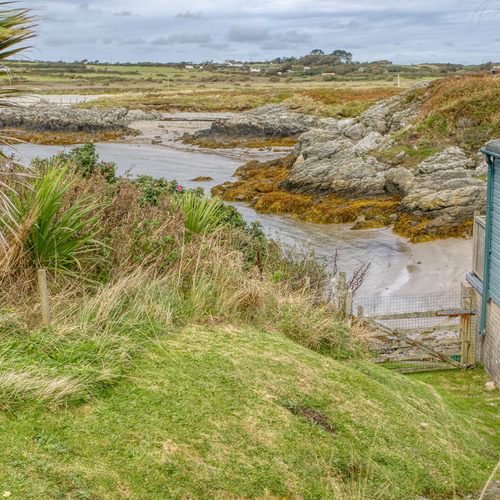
474, 288, 500, 385
484, 300, 500, 384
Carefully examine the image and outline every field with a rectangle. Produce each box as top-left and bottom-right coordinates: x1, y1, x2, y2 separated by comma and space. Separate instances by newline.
2, 60, 439, 116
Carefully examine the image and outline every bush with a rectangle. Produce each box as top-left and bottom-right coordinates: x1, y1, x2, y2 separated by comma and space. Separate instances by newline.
1, 166, 103, 276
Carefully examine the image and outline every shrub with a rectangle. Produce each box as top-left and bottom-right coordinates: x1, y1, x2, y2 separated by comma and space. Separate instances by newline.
173, 192, 226, 235
1, 166, 103, 276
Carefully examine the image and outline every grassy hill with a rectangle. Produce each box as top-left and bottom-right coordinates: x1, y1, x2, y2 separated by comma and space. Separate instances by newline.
378, 74, 500, 168
0, 325, 498, 499
0, 146, 498, 499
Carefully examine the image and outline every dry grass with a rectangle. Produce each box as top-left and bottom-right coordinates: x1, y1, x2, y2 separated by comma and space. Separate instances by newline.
81, 85, 404, 118
377, 75, 500, 169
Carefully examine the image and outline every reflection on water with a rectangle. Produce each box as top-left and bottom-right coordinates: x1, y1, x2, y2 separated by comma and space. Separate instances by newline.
6, 141, 471, 297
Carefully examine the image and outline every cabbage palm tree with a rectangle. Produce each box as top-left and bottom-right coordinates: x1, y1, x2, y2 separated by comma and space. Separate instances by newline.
0, 3, 36, 274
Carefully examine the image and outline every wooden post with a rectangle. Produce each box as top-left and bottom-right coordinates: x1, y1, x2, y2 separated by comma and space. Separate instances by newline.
356, 305, 364, 318
37, 268, 51, 327
337, 272, 347, 316
345, 289, 353, 326
460, 283, 475, 368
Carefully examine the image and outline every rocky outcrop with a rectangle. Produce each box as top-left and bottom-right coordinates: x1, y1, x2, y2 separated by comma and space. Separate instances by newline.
211, 82, 488, 238
191, 104, 332, 140
0, 105, 162, 133
283, 116, 486, 235
396, 148, 485, 229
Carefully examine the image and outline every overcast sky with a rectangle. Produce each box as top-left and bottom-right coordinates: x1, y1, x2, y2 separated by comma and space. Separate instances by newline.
19, 0, 500, 64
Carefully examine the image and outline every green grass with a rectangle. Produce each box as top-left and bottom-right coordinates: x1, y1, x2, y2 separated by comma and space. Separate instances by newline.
377, 75, 500, 168
0, 324, 497, 499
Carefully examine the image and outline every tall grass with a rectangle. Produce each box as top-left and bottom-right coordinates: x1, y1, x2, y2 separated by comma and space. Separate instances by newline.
0, 147, 363, 407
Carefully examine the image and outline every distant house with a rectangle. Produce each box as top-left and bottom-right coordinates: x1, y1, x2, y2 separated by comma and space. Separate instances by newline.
225, 60, 244, 68
303, 66, 312, 73
467, 139, 500, 385
492, 66, 500, 75
250, 67, 261, 73
184, 65, 195, 70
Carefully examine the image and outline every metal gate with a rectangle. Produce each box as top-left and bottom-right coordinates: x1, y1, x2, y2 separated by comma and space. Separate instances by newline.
353, 286, 477, 373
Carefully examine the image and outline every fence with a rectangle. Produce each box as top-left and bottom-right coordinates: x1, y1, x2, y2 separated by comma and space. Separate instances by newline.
349, 285, 477, 373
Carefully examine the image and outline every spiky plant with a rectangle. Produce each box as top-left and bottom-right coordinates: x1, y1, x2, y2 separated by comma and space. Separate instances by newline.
0, 3, 37, 277
0, 1, 35, 112
174, 192, 226, 235
2, 167, 104, 275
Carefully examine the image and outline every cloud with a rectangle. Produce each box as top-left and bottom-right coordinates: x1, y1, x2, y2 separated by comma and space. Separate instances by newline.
229, 25, 270, 42
150, 33, 212, 45
20, 0, 500, 64
176, 10, 204, 19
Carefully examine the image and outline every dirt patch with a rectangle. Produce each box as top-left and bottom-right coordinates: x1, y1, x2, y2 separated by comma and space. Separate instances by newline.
285, 404, 337, 435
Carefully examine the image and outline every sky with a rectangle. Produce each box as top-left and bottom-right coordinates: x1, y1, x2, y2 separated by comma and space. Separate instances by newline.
19, 0, 500, 64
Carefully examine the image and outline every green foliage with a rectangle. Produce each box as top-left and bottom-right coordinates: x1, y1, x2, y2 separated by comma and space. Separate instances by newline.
6, 167, 103, 273
133, 175, 181, 205
0, 3, 35, 62
174, 192, 226, 235
69, 143, 117, 183
38, 144, 118, 183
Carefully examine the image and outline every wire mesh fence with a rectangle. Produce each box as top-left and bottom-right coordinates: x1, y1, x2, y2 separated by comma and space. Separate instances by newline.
354, 291, 475, 373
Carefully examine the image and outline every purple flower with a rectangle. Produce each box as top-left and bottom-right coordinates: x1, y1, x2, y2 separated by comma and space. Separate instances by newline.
176, 185, 183, 192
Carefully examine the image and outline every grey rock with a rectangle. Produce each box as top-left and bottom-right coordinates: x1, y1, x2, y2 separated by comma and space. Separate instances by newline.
283, 140, 389, 197
353, 132, 384, 154
343, 123, 367, 141
0, 105, 163, 134
416, 147, 474, 175
193, 104, 326, 140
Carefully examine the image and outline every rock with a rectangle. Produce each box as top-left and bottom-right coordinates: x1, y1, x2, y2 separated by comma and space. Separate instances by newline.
343, 123, 367, 141
191, 104, 331, 141
0, 104, 163, 134
353, 132, 384, 154
475, 164, 488, 177
283, 142, 389, 197
416, 147, 474, 175
485, 381, 497, 391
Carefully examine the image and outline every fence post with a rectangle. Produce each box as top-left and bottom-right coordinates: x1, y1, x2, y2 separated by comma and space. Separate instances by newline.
460, 283, 475, 368
37, 268, 51, 327
345, 289, 353, 326
356, 305, 364, 319
337, 271, 347, 316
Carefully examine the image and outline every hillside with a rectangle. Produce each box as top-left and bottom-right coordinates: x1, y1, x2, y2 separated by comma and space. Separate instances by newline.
0, 145, 498, 498
0, 325, 498, 499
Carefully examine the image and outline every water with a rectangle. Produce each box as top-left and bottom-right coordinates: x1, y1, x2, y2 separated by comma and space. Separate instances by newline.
5, 141, 472, 297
